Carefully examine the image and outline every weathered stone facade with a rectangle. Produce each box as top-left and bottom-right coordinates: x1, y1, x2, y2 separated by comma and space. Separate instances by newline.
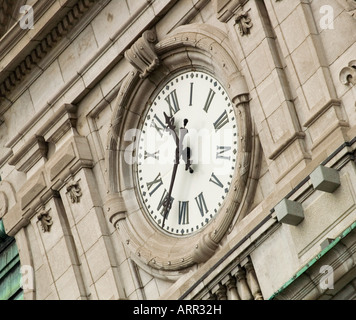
0, 0, 355, 300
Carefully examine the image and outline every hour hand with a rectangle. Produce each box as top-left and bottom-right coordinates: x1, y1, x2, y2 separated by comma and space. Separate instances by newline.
182, 147, 194, 174
163, 112, 176, 131
161, 194, 173, 226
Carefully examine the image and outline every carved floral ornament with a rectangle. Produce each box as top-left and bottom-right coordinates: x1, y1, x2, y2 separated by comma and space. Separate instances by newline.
66, 179, 82, 203
214, 0, 253, 35
37, 208, 53, 233
105, 25, 259, 275
235, 10, 253, 36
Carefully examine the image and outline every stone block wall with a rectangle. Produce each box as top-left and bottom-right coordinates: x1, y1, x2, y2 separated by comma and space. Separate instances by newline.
0, 0, 355, 300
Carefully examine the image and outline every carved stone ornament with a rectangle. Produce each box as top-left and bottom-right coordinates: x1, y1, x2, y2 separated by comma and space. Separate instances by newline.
106, 24, 258, 275
124, 30, 159, 79
339, 60, 356, 85
37, 209, 53, 233
235, 10, 253, 36
66, 179, 82, 203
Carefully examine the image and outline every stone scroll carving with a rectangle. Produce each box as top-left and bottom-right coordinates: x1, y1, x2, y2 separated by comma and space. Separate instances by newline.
124, 30, 160, 79
339, 60, 356, 85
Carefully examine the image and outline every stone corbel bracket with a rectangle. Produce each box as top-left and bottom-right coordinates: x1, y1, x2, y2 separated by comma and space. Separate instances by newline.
124, 30, 160, 79
8, 136, 48, 174
339, 60, 356, 86
2, 105, 94, 236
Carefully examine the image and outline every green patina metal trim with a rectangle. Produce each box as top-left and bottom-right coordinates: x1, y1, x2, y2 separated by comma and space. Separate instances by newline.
268, 221, 356, 300
0, 220, 8, 243
0, 220, 23, 300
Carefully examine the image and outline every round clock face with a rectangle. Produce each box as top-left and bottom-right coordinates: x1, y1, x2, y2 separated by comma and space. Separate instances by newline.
135, 70, 238, 236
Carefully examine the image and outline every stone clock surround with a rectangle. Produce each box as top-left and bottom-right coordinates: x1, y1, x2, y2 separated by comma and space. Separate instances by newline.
104, 24, 260, 274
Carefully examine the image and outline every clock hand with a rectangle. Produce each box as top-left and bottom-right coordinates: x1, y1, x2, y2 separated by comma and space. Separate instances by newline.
161, 160, 179, 228
161, 113, 180, 228
161, 115, 194, 228
179, 119, 194, 174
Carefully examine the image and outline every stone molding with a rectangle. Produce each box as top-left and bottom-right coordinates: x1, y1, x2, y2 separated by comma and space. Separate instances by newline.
0, 0, 96, 99
106, 24, 258, 273
0, 0, 25, 38
2, 133, 94, 236
8, 136, 48, 174
214, 0, 247, 23
272, 225, 356, 300
335, 0, 356, 18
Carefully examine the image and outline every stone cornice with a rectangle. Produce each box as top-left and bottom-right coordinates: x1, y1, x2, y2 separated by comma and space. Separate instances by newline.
0, 0, 96, 101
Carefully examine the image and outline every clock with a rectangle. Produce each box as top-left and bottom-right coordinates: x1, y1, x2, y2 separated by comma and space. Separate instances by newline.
135, 70, 238, 237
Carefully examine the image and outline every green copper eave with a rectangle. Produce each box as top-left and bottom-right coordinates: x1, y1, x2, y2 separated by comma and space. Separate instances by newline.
269, 221, 356, 300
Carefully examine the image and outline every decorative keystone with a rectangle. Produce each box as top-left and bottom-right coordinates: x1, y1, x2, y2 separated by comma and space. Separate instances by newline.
310, 165, 340, 193
275, 199, 304, 226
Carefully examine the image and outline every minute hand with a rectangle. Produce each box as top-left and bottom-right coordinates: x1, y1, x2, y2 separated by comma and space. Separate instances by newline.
161, 113, 180, 228
162, 157, 179, 228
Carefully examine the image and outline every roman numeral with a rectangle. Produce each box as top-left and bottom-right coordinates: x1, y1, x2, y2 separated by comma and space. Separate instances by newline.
178, 201, 189, 225
165, 90, 180, 116
213, 110, 229, 131
203, 89, 216, 113
209, 173, 224, 188
146, 173, 163, 196
144, 151, 159, 160
195, 192, 209, 217
151, 114, 166, 138
216, 146, 231, 160
157, 189, 174, 218
189, 83, 194, 106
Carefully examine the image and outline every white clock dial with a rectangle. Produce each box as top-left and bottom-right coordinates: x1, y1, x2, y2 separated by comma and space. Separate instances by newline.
135, 70, 238, 236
